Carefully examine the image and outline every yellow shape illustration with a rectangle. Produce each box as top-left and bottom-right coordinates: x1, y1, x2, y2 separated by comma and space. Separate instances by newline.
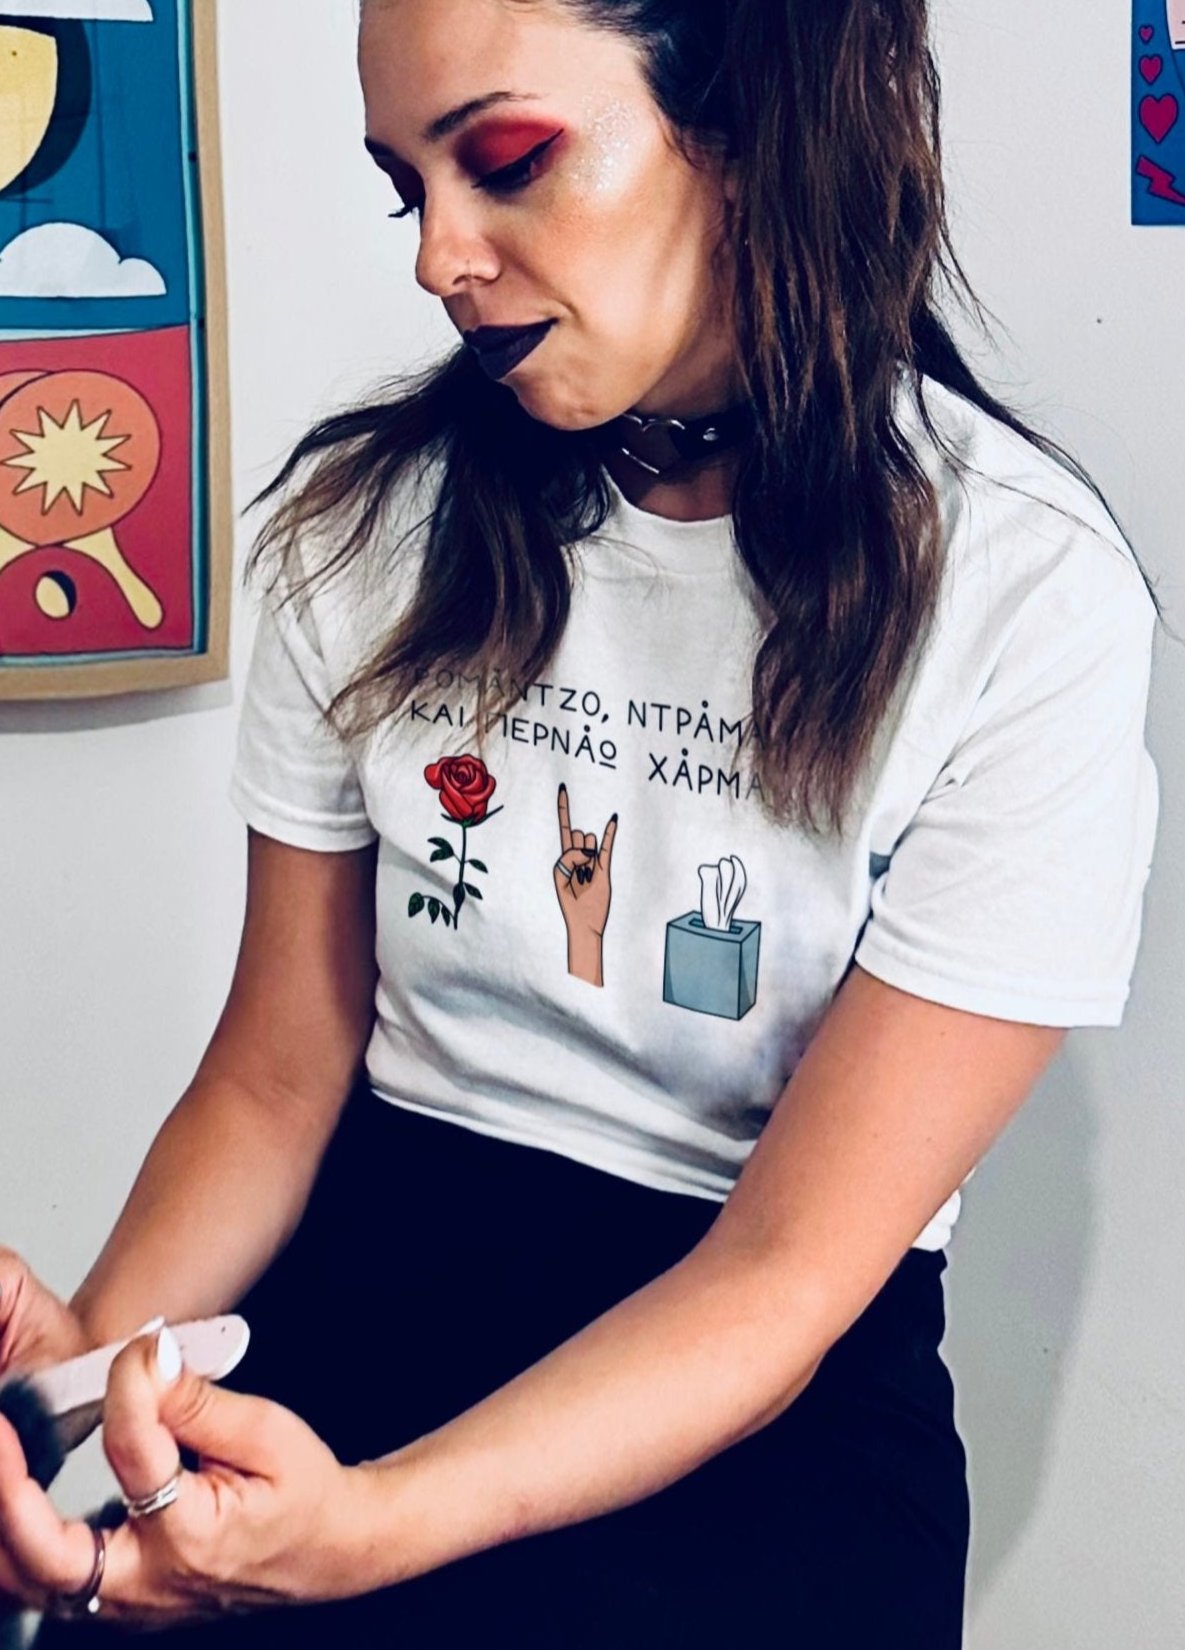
6, 398, 130, 513
0, 25, 58, 192
34, 569, 74, 619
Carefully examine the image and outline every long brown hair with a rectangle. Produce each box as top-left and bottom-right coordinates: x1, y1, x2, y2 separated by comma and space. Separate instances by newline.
247, 0, 1164, 837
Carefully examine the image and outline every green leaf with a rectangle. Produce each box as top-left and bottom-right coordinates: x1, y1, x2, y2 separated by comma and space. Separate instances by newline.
429, 845, 455, 863
440, 907, 453, 927
467, 859, 488, 874
454, 884, 467, 912
428, 898, 440, 924
463, 883, 483, 899
408, 893, 425, 918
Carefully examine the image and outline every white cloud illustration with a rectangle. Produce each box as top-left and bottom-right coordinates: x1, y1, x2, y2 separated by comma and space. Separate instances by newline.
0, 222, 166, 299
0, 2, 153, 20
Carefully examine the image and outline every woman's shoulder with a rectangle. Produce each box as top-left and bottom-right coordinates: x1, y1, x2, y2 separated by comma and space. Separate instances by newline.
263, 445, 448, 664
900, 373, 1152, 627
287, 446, 447, 589
877, 377, 1157, 787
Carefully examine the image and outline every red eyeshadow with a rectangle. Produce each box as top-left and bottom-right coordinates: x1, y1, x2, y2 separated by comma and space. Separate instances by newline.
457, 119, 566, 173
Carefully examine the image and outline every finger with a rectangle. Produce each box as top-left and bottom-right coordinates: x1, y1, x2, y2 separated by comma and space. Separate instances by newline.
0, 1413, 94, 1598
556, 784, 573, 852
553, 847, 585, 898
109, 1329, 292, 1487
103, 1330, 189, 1512
599, 814, 619, 873
0, 1260, 24, 1366
0, 1536, 26, 1599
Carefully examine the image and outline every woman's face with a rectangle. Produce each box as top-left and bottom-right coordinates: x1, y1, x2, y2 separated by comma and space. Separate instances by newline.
358, 0, 742, 431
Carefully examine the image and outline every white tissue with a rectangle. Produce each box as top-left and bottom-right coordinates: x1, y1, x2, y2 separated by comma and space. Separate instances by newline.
697, 855, 748, 931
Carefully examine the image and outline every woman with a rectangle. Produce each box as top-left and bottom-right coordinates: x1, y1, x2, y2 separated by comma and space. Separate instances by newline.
0, 0, 1162, 1644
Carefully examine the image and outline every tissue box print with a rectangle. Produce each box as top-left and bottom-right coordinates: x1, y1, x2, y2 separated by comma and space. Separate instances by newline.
663, 855, 762, 1021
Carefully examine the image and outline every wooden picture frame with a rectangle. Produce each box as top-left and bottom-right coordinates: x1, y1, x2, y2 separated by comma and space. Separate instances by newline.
0, 0, 231, 698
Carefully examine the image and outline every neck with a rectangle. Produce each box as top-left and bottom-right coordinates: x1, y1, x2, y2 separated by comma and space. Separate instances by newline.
603, 449, 739, 522
595, 385, 753, 521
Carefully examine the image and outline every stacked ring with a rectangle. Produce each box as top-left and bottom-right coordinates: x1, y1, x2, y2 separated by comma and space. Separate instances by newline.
123, 1467, 183, 1520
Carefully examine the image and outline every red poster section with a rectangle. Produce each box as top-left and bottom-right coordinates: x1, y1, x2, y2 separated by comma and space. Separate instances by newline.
0, 326, 195, 658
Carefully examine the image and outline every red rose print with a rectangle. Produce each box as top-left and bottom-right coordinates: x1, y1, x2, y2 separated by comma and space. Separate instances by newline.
409, 757, 503, 931
425, 755, 497, 823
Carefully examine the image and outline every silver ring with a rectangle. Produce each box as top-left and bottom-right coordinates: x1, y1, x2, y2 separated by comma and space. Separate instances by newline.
123, 1467, 183, 1520
52, 1524, 106, 1617
554, 858, 574, 881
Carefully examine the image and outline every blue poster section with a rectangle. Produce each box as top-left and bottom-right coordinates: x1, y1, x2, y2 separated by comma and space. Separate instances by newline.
1132, 1, 1185, 225
0, 0, 194, 330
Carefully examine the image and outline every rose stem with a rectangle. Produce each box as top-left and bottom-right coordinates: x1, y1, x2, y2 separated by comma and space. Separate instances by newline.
454, 822, 469, 925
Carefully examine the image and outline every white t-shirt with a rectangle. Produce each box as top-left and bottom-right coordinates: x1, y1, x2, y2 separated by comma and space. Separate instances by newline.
228, 377, 1160, 1251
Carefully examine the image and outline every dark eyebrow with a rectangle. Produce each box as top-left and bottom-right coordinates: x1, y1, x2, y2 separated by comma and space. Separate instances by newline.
364, 91, 543, 164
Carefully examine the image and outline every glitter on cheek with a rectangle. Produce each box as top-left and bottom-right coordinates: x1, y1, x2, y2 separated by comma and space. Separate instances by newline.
568, 97, 644, 200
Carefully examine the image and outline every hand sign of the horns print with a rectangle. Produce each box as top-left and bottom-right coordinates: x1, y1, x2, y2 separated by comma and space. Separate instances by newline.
553, 782, 618, 989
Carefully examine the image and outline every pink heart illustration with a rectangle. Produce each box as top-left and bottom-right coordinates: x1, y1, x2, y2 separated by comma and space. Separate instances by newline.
1140, 93, 1180, 143
1140, 54, 1163, 83
1139, 24, 1154, 42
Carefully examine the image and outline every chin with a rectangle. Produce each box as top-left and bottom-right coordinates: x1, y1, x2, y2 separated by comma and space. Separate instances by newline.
511, 382, 614, 435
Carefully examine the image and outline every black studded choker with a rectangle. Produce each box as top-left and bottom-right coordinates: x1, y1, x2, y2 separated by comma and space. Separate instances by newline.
597, 400, 756, 479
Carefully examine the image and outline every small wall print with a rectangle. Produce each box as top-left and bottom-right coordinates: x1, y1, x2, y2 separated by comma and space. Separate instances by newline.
1133, 1, 1185, 224
0, 0, 230, 699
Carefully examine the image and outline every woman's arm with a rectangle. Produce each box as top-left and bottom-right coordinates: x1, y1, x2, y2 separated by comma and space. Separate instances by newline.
0, 959, 1068, 1618
342, 963, 1065, 1590
70, 829, 379, 1347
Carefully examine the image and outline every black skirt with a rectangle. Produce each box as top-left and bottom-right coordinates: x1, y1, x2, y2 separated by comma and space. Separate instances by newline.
35, 1071, 970, 1648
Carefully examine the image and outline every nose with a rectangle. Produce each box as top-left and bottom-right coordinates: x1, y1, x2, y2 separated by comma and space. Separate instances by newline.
414, 193, 498, 299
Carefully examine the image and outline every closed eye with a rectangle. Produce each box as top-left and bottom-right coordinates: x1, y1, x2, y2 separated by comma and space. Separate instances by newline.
389, 132, 563, 222
474, 132, 562, 196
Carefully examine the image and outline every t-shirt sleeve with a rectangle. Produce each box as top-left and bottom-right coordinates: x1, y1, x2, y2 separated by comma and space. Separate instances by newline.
228, 580, 379, 853
854, 556, 1160, 1027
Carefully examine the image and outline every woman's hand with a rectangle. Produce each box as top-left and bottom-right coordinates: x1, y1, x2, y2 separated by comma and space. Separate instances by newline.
553, 783, 618, 987
0, 1329, 377, 1627
0, 1249, 93, 1380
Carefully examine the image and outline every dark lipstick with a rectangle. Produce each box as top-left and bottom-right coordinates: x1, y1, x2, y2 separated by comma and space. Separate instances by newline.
464, 321, 554, 381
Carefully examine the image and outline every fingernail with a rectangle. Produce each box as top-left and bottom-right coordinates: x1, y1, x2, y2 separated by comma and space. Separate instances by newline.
610, 814, 618, 824
156, 1326, 183, 1384
134, 1316, 166, 1338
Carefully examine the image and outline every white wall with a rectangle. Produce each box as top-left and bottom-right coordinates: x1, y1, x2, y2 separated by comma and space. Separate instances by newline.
933, 4, 1184, 1645
1, 3, 1181, 1644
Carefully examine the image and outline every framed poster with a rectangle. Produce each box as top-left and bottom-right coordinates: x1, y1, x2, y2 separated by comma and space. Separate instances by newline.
1133, 0, 1185, 224
0, 0, 230, 699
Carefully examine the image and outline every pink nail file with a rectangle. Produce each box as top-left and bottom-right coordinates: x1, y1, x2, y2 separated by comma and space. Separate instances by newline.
1, 1315, 251, 1428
